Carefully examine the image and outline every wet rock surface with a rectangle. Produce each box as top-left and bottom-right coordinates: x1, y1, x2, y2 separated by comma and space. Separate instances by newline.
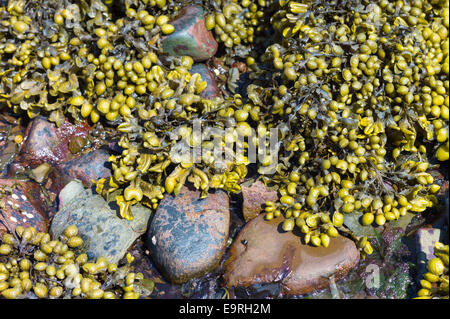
14, 116, 91, 168
0, 178, 48, 236
50, 180, 151, 264
241, 180, 278, 222
162, 6, 218, 61
147, 185, 229, 284
224, 214, 360, 295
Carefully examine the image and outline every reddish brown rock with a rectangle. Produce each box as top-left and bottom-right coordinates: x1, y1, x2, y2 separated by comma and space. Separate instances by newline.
224, 214, 360, 295
46, 148, 111, 194
14, 116, 91, 168
241, 181, 278, 221
147, 185, 229, 284
0, 179, 49, 236
57, 148, 110, 185
161, 6, 218, 62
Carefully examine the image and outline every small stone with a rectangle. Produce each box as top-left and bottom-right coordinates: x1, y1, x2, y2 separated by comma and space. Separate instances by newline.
68, 135, 87, 154
147, 185, 229, 284
161, 6, 218, 62
14, 116, 91, 168
29, 163, 52, 184
241, 181, 278, 221
224, 214, 360, 295
50, 180, 151, 264
0, 179, 48, 236
190, 64, 220, 99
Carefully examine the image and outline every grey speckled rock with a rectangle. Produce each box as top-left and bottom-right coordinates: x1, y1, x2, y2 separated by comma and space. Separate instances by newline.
50, 180, 151, 264
147, 185, 229, 284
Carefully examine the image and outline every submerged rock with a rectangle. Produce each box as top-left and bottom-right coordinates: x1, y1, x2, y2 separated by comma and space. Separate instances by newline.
14, 116, 91, 168
0, 179, 48, 236
224, 214, 360, 295
147, 185, 229, 284
241, 180, 278, 222
161, 6, 218, 61
50, 180, 151, 264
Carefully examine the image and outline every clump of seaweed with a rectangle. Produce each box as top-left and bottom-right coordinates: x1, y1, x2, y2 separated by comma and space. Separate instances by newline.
0, 0, 448, 258
0, 225, 153, 299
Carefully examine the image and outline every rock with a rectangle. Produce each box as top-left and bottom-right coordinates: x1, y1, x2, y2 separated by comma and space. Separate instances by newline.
0, 179, 48, 236
190, 64, 220, 98
50, 180, 151, 264
147, 185, 229, 284
58, 148, 111, 186
241, 181, 278, 222
224, 214, 360, 295
47, 148, 111, 194
29, 163, 53, 184
161, 6, 218, 62
415, 228, 446, 283
14, 116, 91, 168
